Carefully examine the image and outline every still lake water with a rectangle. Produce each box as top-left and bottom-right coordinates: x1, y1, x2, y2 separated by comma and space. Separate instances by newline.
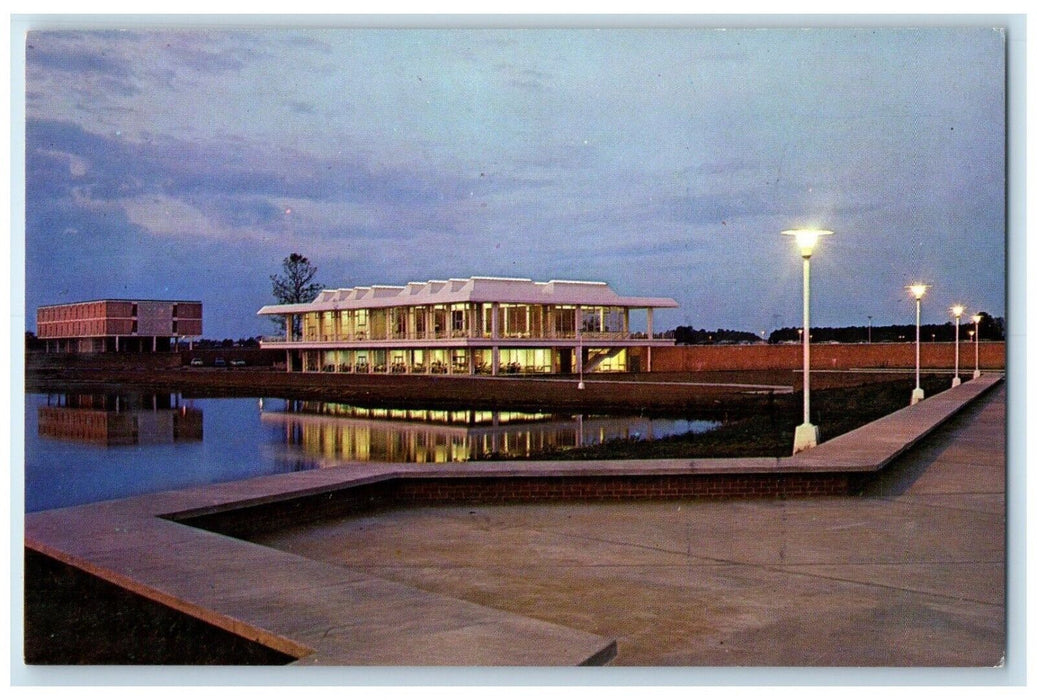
24, 392, 719, 513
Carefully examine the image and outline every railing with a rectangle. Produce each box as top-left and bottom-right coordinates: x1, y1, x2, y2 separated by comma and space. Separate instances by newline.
579, 331, 631, 341
261, 331, 649, 344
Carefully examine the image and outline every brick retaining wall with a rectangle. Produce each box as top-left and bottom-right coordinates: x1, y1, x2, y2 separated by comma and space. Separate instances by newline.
652, 341, 1005, 372
180, 472, 857, 539
391, 473, 854, 504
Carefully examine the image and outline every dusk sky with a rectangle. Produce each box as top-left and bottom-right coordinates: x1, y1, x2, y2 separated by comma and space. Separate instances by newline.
21, 24, 1006, 339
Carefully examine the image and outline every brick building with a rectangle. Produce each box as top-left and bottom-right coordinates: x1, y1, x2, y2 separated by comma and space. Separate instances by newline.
35, 299, 202, 353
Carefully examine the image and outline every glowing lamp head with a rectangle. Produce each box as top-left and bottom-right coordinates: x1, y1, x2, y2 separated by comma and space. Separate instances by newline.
782, 228, 833, 257
951, 304, 965, 319
972, 314, 982, 324
907, 284, 929, 301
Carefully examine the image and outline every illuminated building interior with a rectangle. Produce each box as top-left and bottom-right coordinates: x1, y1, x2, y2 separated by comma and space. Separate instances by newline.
261, 400, 715, 465
258, 276, 677, 375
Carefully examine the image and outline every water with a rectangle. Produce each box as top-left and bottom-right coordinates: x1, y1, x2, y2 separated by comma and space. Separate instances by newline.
24, 392, 720, 513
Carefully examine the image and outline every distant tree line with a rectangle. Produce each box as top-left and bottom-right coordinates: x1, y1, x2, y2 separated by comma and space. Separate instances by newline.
670, 313, 1005, 345
766, 312, 1005, 344
668, 326, 766, 345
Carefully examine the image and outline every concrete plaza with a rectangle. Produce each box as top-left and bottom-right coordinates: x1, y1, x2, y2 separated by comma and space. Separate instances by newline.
257, 383, 1005, 666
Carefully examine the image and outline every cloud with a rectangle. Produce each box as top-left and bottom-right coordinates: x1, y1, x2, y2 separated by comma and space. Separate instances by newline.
28, 42, 132, 78
21, 27, 1007, 336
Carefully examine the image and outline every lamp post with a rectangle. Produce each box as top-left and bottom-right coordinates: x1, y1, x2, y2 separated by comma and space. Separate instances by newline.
782, 228, 833, 454
907, 283, 929, 405
577, 339, 585, 390
972, 313, 982, 378
950, 305, 965, 387
577, 313, 585, 390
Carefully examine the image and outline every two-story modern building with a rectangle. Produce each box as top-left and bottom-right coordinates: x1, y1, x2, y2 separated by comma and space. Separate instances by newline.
257, 276, 677, 376
35, 299, 203, 353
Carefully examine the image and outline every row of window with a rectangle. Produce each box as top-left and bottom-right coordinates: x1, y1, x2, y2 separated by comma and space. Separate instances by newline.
299, 347, 630, 374
38, 303, 202, 323
37, 319, 203, 338
37, 303, 108, 323
297, 304, 629, 342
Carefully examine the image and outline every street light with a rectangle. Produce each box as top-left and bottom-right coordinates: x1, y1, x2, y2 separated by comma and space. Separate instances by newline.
972, 313, 982, 378
577, 311, 585, 390
577, 335, 585, 390
907, 283, 929, 405
782, 228, 833, 454
950, 305, 965, 387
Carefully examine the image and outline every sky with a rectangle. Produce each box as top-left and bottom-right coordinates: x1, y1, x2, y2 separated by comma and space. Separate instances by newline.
19, 23, 1007, 339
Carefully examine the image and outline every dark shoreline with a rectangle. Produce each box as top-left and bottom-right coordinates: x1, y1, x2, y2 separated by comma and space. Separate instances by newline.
25, 365, 926, 417
25, 365, 952, 460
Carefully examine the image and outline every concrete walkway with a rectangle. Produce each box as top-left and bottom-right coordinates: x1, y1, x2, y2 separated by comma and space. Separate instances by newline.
23, 374, 1004, 666
259, 380, 1007, 666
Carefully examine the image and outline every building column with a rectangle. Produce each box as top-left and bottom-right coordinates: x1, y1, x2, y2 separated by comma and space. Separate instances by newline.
115, 336, 119, 352
647, 308, 654, 340
647, 346, 652, 372
286, 350, 291, 373
285, 314, 292, 341
490, 303, 501, 376
152, 336, 157, 352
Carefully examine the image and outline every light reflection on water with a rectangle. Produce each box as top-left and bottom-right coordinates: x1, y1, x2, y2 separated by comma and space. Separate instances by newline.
25, 392, 719, 512
262, 400, 719, 465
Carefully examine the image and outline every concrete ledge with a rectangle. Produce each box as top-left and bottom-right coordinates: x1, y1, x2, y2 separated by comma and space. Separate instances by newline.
780, 373, 1003, 471
24, 374, 1002, 666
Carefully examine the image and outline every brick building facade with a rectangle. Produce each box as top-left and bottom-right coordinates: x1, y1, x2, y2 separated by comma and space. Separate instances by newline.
36, 299, 202, 353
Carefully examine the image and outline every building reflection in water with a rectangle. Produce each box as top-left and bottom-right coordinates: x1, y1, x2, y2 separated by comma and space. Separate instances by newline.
38, 393, 203, 446
261, 400, 718, 465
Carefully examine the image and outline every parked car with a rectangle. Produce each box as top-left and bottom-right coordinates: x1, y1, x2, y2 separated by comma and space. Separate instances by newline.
230, 359, 246, 367
189, 357, 204, 367
213, 357, 227, 368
